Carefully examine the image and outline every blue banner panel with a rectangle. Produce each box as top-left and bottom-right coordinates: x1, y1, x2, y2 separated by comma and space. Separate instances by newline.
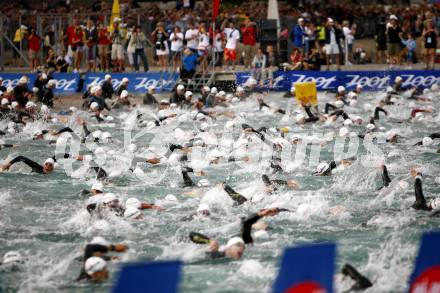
408, 231, 440, 293
113, 260, 182, 293
84, 72, 179, 93
273, 243, 336, 293
236, 70, 440, 92
0, 73, 79, 94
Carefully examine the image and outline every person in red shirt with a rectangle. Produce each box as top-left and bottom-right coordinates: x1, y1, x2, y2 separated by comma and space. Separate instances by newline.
97, 22, 111, 71
71, 25, 84, 72
65, 19, 78, 62
28, 28, 41, 72
240, 17, 257, 69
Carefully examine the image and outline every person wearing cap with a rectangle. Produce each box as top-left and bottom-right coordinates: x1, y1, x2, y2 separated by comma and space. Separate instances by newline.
386, 15, 403, 68
291, 17, 306, 55
81, 181, 104, 197
77, 237, 128, 281
33, 73, 48, 101
143, 85, 158, 105
206, 208, 281, 259
170, 84, 186, 105
13, 25, 28, 64
88, 86, 110, 112
1, 250, 24, 267
111, 89, 132, 109
40, 79, 57, 108
0, 97, 10, 114
110, 18, 125, 72
261, 174, 298, 193
101, 74, 114, 100
116, 77, 129, 97
13, 76, 32, 108
324, 18, 344, 71
2, 156, 55, 174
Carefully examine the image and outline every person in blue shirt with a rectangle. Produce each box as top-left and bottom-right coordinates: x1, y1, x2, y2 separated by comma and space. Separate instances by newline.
181, 48, 198, 82
402, 33, 416, 67
291, 18, 305, 54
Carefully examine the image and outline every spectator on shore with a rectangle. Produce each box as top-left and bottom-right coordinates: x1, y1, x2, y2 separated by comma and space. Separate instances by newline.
264, 45, 279, 88
402, 33, 416, 68
304, 22, 317, 58
181, 48, 198, 82
151, 22, 169, 72
241, 17, 257, 69
375, 17, 387, 64
28, 28, 41, 72
292, 18, 305, 55
252, 47, 267, 86
169, 26, 184, 73
386, 15, 403, 69
111, 18, 125, 72
212, 27, 224, 68
324, 18, 343, 71
342, 21, 355, 64
304, 46, 322, 70
97, 23, 111, 72
222, 19, 240, 71
197, 24, 210, 73
45, 48, 57, 73
71, 24, 84, 73
422, 19, 438, 70
13, 25, 27, 65
283, 48, 303, 71
129, 26, 148, 72
85, 20, 98, 72
185, 22, 199, 54
56, 51, 69, 72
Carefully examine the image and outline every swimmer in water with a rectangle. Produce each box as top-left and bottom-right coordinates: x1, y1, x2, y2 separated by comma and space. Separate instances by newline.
190, 207, 282, 260
2, 156, 55, 174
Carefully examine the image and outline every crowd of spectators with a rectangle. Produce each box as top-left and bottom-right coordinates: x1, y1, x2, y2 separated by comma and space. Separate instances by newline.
0, 0, 439, 76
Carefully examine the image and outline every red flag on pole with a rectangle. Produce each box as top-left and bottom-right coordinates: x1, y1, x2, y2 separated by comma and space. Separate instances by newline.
212, 0, 221, 21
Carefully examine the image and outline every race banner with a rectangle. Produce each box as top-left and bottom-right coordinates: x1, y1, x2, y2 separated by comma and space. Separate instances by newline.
408, 231, 440, 293
113, 260, 182, 293
272, 243, 336, 293
0, 73, 79, 94
236, 70, 440, 92
84, 72, 179, 93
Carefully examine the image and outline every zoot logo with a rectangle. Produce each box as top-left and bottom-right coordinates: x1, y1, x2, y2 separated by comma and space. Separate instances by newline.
345, 75, 390, 90
290, 74, 337, 89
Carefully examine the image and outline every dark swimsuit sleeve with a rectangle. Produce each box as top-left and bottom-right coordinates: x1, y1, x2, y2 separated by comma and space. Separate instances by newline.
9, 156, 44, 173
223, 184, 247, 205
241, 213, 262, 244
382, 165, 391, 187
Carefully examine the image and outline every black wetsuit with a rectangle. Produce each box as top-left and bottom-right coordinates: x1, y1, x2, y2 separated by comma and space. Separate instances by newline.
143, 93, 158, 105
262, 174, 289, 192
381, 165, 391, 189
169, 92, 185, 105
41, 87, 55, 108
414, 133, 440, 146
102, 80, 114, 100
76, 244, 110, 281
374, 107, 387, 120
223, 184, 247, 205
258, 99, 285, 114
412, 175, 432, 211
8, 156, 44, 173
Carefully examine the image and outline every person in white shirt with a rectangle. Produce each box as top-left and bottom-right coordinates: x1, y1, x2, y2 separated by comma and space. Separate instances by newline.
252, 47, 267, 86
185, 23, 199, 53
213, 27, 224, 68
197, 25, 210, 73
342, 20, 355, 64
169, 26, 184, 72
221, 20, 240, 70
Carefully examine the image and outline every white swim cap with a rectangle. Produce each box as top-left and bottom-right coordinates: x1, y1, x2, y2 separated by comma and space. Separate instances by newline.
236, 86, 244, 93
91, 182, 103, 191
197, 179, 210, 187
128, 143, 137, 152
226, 237, 245, 249
102, 132, 112, 139
90, 102, 99, 110
120, 90, 128, 98
296, 114, 305, 123
104, 74, 111, 80
422, 137, 433, 146
102, 193, 117, 204
2, 251, 23, 265
165, 194, 177, 201
339, 127, 349, 137
185, 91, 193, 98
210, 87, 218, 94
124, 206, 141, 219
90, 236, 109, 246
85, 256, 107, 276
334, 100, 344, 108
125, 197, 141, 209
177, 84, 185, 91
366, 123, 376, 130
92, 130, 102, 139
316, 162, 330, 174
18, 76, 28, 84
337, 86, 345, 93
44, 158, 55, 165
395, 76, 402, 83
122, 77, 129, 84
343, 119, 353, 126
197, 203, 210, 212
1, 98, 9, 105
